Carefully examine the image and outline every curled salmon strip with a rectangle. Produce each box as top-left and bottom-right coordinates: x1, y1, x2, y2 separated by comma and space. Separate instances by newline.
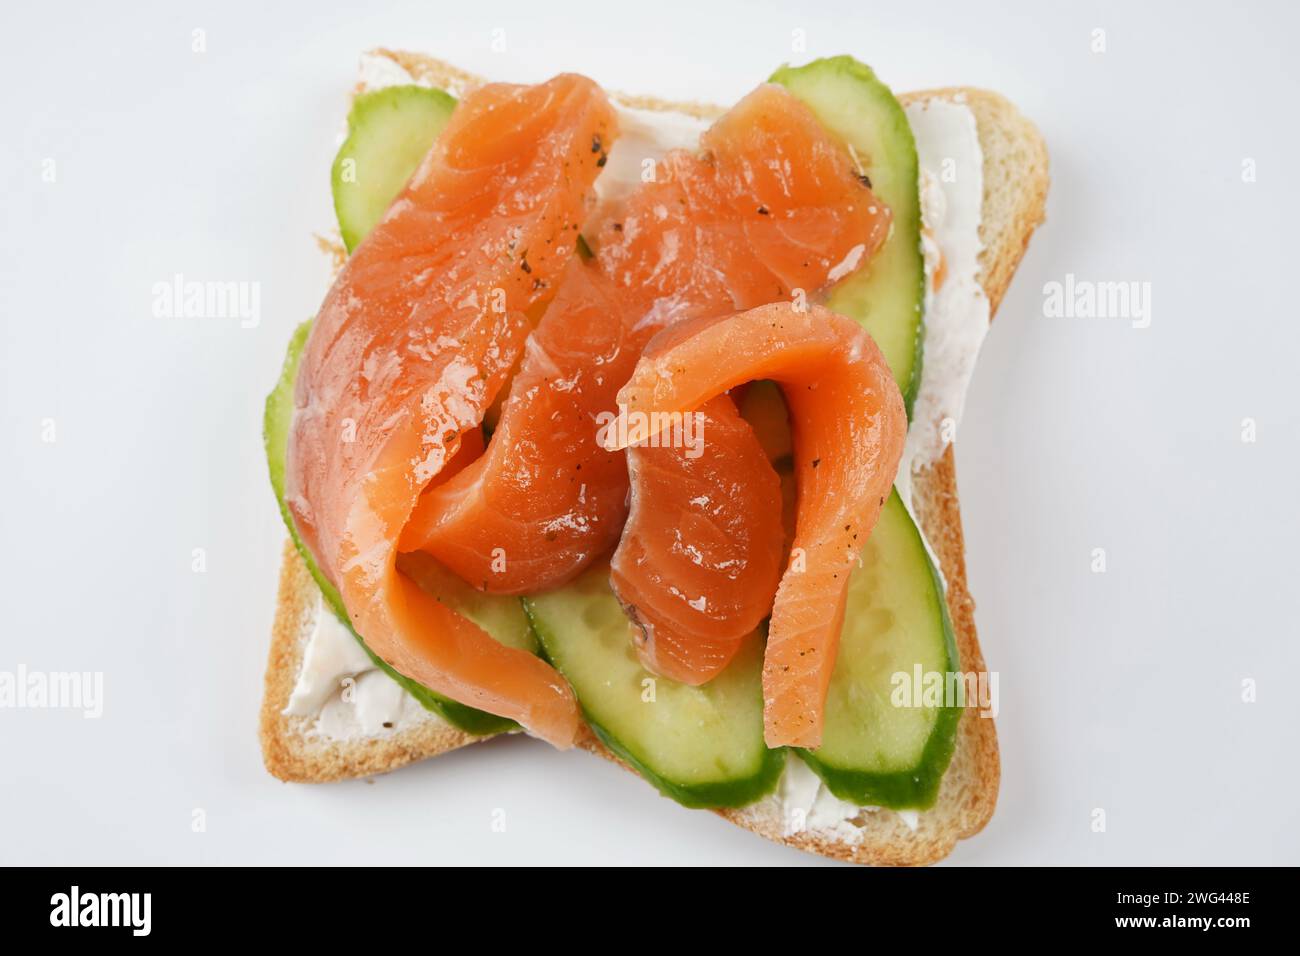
604, 302, 907, 749
286, 75, 618, 748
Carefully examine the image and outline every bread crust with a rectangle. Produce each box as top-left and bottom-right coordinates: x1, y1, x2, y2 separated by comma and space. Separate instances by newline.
259, 53, 1049, 865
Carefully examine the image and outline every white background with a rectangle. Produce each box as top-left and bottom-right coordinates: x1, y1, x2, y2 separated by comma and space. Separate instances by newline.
2, 0, 1297, 866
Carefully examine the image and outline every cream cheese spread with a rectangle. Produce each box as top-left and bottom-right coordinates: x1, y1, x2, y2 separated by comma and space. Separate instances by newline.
283, 598, 434, 739
894, 97, 990, 508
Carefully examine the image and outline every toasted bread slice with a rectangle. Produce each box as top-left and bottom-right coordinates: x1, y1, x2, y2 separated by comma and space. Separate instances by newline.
259, 52, 1049, 865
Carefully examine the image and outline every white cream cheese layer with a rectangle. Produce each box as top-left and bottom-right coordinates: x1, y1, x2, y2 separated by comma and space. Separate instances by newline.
357, 52, 423, 94
283, 596, 434, 739
596, 105, 711, 201
776, 753, 921, 837
283, 605, 371, 716
894, 97, 990, 507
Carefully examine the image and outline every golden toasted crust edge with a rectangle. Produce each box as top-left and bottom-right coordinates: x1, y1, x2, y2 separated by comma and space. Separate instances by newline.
258, 54, 1049, 865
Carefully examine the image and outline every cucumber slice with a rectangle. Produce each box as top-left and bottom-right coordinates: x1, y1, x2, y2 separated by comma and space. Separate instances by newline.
331, 85, 457, 252
772, 56, 926, 417
798, 491, 961, 809
263, 320, 531, 735
524, 566, 784, 809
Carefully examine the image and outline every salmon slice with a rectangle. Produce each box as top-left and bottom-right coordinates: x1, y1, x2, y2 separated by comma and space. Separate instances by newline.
610, 395, 784, 685
403, 84, 890, 604
286, 74, 618, 748
604, 302, 907, 749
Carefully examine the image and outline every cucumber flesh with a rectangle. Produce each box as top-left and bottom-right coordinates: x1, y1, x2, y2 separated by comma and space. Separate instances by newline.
772, 56, 926, 417
263, 320, 532, 735
798, 491, 960, 809
524, 565, 784, 809
332, 85, 457, 252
